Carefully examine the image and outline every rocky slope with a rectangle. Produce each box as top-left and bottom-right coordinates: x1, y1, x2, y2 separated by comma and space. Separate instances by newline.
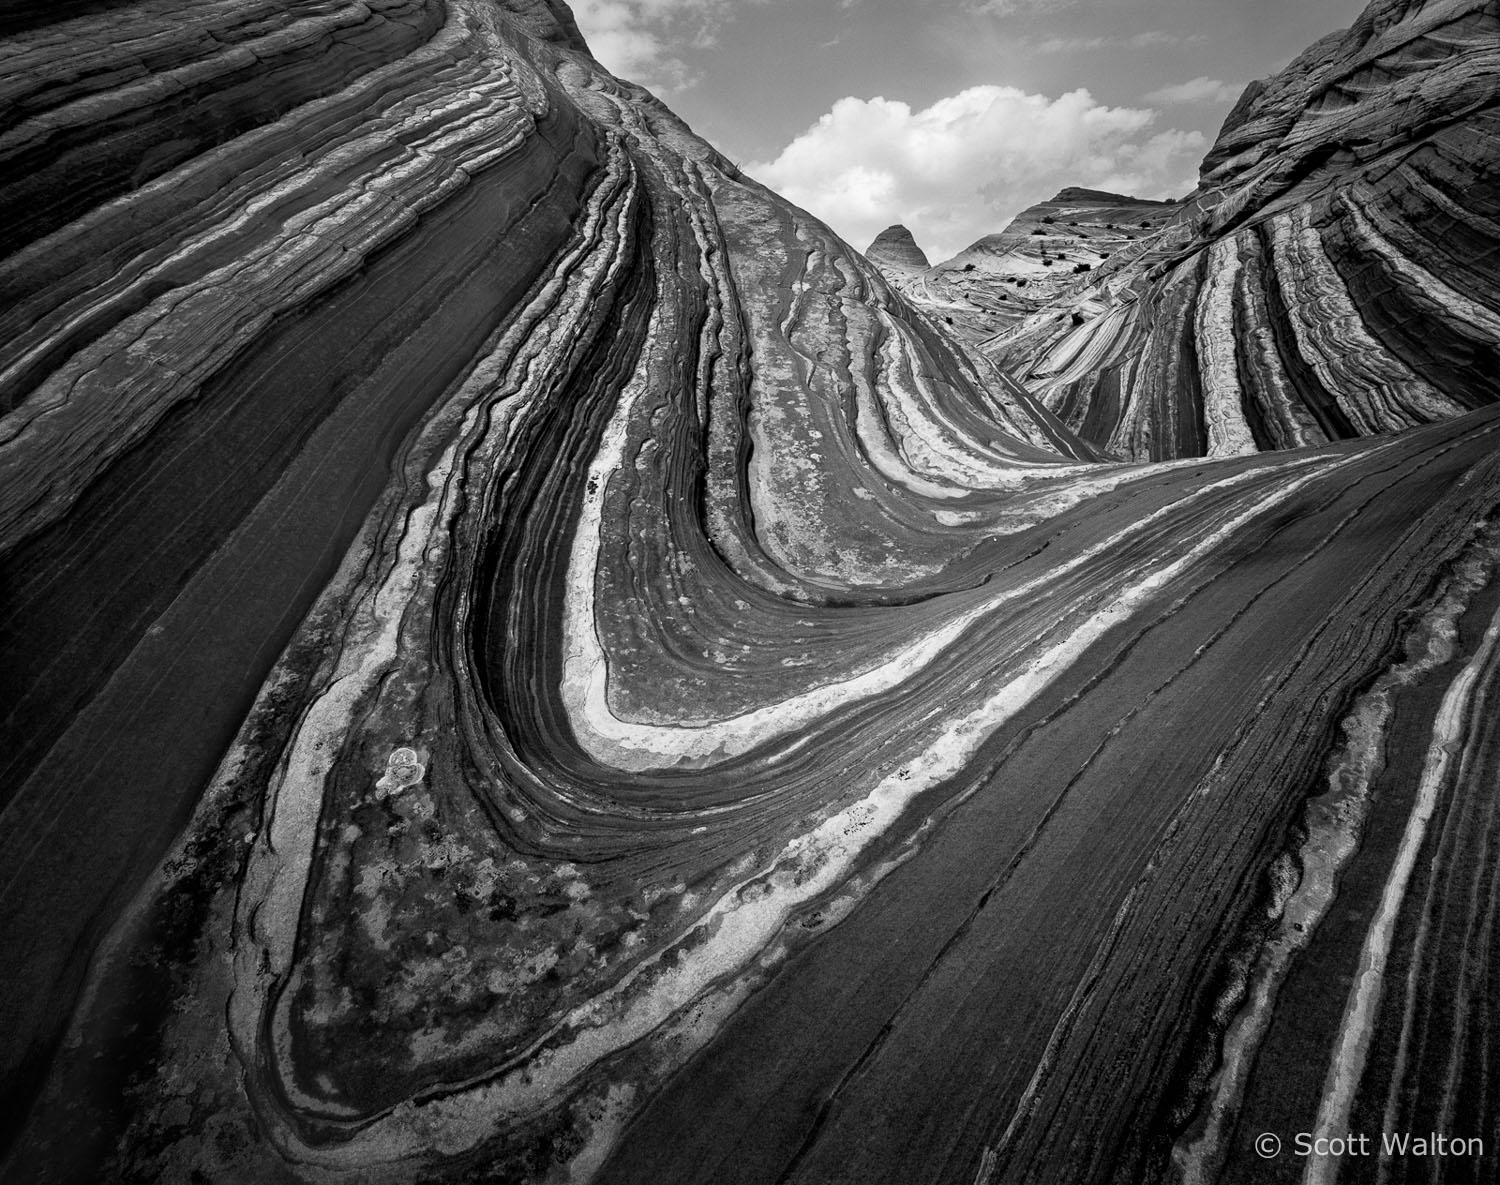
871, 187, 1183, 346
1, 1, 1499, 1184
983, 0, 1500, 460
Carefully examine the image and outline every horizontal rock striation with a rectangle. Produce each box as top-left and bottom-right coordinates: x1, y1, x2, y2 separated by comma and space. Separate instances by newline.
1, 0, 1499, 1183
986, 0, 1500, 460
864, 223, 930, 273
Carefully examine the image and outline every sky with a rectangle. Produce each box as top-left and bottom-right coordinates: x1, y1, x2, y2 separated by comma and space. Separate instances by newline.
570, 0, 1367, 262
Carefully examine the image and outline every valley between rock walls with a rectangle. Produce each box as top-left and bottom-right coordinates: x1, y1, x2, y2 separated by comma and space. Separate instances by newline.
0, 0, 1498, 1182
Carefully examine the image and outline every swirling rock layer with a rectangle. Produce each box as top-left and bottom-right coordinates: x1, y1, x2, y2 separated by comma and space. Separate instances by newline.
1, 1, 1499, 1183
987, 0, 1500, 460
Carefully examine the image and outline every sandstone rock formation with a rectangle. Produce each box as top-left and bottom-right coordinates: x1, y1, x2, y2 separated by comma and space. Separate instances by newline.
871, 187, 1183, 346
865, 223, 931, 273
984, 0, 1500, 460
0, 1, 1498, 1184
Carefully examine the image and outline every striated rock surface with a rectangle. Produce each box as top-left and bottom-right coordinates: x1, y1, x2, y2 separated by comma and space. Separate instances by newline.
986, 0, 1500, 460
876, 187, 1183, 347
865, 222, 931, 273
0, 1, 1499, 1184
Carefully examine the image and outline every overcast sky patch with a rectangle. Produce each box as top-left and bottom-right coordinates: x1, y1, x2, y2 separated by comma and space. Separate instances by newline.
1143, 76, 1244, 105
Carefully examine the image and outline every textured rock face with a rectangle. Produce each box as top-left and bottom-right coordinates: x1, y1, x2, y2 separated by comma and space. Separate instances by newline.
2, 1, 1500, 1184
865, 223, 931, 272
986, 0, 1500, 460
872, 188, 1183, 345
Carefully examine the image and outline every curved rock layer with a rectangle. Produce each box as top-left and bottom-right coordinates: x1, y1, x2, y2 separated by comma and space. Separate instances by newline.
987, 0, 1500, 461
865, 222, 931, 273
2, 1, 1500, 1184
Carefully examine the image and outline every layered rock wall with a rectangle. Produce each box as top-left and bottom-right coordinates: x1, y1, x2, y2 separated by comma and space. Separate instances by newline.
986, 0, 1500, 459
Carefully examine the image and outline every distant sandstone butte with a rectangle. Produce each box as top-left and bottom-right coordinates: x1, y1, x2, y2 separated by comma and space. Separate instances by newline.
865, 223, 931, 272
2, 1, 1500, 1184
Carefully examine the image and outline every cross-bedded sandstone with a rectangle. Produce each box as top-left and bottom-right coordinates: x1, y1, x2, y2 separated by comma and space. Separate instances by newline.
1, 1, 1499, 1183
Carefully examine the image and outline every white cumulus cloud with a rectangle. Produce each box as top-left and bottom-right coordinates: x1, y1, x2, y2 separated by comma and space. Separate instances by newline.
746, 86, 1205, 262
1142, 76, 1243, 105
